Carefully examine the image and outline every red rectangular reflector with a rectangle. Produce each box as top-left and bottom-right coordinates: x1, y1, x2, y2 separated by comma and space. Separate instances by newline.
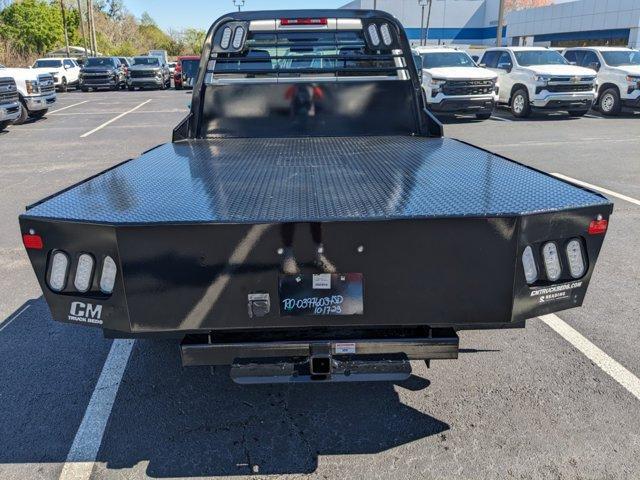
23, 234, 44, 250
588, 219, 608, 235
281, 18, 328, 26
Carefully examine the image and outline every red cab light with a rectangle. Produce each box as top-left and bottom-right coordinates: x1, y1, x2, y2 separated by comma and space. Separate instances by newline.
281, 18, 328, 26
588, 219, 608, 235
23, 234, 44, 250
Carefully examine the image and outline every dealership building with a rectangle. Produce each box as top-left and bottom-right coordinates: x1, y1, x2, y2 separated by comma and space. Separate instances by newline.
341, 0, 640, 48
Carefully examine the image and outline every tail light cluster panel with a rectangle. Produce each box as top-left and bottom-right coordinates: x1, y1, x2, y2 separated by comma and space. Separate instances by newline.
46, 250, 117, 295
521, 237, 588, 286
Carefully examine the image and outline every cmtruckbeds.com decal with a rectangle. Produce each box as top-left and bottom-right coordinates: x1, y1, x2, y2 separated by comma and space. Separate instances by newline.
530, 281, 583, 304
68, 301, 103, 325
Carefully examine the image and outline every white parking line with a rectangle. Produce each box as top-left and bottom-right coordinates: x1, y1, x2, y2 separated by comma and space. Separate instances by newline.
80, 99, 151, 138
540, 314, 640, 401
490, 115, 512, 122
49, 100, 89, 114
551, 172, 640, 207
0, 304, 31, 332
58, 339, 134, 480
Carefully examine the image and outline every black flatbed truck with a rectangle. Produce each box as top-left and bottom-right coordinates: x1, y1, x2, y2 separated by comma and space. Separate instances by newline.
20, 10, 612, 384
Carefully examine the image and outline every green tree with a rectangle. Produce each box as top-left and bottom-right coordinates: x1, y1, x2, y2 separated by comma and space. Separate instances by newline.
0, 0, 63, 55
182, 28, 206, 55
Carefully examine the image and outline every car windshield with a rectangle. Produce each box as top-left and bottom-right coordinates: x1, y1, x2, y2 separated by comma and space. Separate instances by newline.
181, 59, 199, 76
421, 51, 475, 68
514, 50, 568, 66
85, 58, 114, 67
33, 59, 63, 68
601, 50, 640, 67
134, 57, 159, 66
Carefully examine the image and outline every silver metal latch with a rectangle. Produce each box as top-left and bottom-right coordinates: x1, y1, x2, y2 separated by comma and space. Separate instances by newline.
247, 293, 271, 318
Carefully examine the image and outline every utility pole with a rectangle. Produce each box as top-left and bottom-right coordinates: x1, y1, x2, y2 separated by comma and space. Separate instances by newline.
60, 0, 71, 58
77, 0, 89, 58
496, 0, 505, 47
425, 0, 432, 46
87, 0, 98, 56
419, 0, 427, 46
373, 0, 377, 9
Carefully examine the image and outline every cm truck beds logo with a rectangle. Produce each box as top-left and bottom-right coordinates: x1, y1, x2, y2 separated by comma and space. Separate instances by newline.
68, 302, 103, 325
530, 281, 583, 304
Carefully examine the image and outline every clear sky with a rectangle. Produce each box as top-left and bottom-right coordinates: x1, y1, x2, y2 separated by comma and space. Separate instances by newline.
125, 0, 349, 31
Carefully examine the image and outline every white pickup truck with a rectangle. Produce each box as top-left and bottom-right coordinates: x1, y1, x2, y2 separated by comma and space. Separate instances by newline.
563, 47, 640, 116
413, 46, 498, 120
481, 47, 596, 118
32, 57, 81, 92
0, 74, 21, 131
0, 66, 56, 124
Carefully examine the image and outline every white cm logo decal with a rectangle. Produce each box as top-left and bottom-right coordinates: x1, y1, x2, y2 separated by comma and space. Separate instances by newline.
70, 301, 103, 320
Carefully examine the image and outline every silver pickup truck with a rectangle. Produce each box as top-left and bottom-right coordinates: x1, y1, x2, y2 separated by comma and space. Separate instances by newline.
0, 76, 21, 131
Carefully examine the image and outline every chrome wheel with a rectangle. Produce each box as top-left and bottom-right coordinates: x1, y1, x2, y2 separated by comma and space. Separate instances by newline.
513, 94, 525, 114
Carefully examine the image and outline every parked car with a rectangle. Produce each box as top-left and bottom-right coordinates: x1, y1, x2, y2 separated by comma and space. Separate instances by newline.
127, 56, 171, 90
79, 57, 126, 91
18, 10, 612, 384
174, 55, 200, 90
413, 46, 498, 120
481, 47, 596, 118
0, 76, 21, 131
32, 58, 81, 92
563, 47, 640, 116
0, 65, 56, 124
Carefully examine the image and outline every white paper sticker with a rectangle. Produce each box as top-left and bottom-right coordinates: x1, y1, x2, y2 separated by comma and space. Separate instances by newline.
312, 273, 331, 290
334, 343, 356, 354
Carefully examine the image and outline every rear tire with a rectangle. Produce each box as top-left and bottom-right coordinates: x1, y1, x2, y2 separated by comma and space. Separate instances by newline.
60, 77, 68, 93
128, 85, 135, 91
475, 111, 492, 120
28, 109, 48, 120
599, 88, 621, 116
13, 101, 29, 125
0, 120, 10, 131
81, 86, 89, 92
511, 89, 531, 118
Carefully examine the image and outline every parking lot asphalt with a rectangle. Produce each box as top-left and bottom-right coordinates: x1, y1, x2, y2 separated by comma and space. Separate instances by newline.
0, 91, 639, 480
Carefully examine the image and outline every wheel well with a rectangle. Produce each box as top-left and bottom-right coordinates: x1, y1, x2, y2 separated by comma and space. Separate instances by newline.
509, 84, 528, 105
597, 83, 619, 103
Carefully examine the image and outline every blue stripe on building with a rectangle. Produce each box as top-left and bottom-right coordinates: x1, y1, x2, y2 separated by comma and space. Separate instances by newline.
404, 26, 506, 41
533, 28, 630, 43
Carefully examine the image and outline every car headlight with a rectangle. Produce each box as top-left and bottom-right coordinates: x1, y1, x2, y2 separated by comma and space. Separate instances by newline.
535, 75, 551, 86
429, 78, 446, 91
25, 80, 40, 94
627, 75, 640, 87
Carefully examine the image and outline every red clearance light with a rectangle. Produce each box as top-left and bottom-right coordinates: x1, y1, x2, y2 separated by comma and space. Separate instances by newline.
588, 219, 608, 235
23, 234, 44, 250
281, 18, 328, 26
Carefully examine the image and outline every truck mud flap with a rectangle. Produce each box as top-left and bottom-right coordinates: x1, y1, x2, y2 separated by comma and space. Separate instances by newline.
180, 328, 459, 383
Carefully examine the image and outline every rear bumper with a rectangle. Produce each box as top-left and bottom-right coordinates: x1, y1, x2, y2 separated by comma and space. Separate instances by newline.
24, 93, 56, 111
181, 328, 459, 367
0, 101, 21, 122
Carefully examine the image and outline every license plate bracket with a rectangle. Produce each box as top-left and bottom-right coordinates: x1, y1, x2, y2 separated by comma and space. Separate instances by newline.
279, 273, 364, 316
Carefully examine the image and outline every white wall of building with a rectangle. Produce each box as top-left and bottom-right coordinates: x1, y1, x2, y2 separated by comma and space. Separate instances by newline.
506, 0, 640, 47
342, 0, 503, 45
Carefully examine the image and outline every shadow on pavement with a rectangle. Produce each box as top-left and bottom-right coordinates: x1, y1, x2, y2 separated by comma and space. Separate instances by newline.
0, 299, 450, 477
98, 339, 449, 477
0, 298, 113, 465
